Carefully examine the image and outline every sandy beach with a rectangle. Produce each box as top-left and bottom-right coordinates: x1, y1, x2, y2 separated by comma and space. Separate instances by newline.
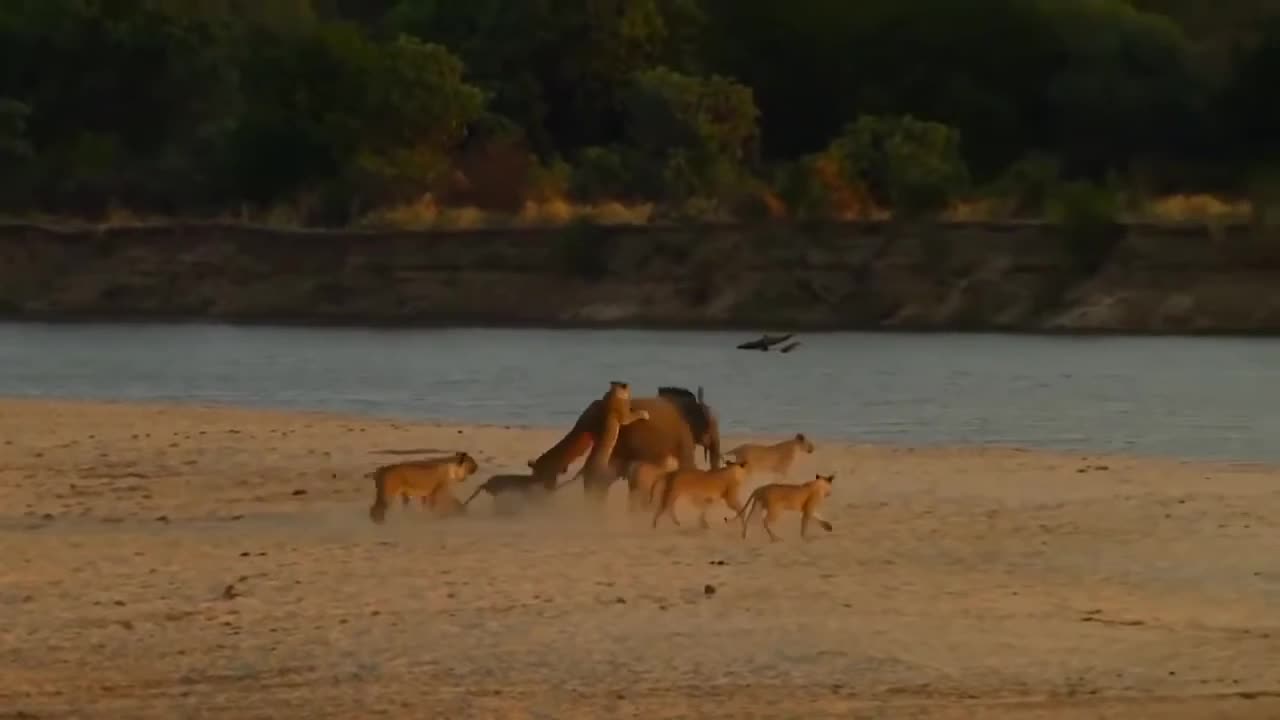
1, 397, 1277, 719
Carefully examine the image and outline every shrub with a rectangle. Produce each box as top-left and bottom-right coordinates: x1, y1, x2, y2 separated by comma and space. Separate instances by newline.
826, 115, 970, 218
988, 151, 1063, 217
1048, 180, 1125, 273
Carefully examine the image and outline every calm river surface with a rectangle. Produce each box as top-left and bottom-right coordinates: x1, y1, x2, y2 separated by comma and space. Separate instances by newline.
1, 322, 1278, 463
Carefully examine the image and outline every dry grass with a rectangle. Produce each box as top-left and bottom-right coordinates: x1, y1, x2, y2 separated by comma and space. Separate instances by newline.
1, 192, 1258, 230
940, 193, 1255, 224
1136, 194, 1253, 223
942, 198, 1008, 221
357, 195, 653, 229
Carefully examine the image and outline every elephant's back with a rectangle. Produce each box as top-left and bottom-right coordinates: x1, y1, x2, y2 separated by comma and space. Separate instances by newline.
616, 397, 693, 462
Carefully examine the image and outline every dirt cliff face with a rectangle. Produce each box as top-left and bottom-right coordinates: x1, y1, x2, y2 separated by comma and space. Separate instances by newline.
1, 220, 1278, 332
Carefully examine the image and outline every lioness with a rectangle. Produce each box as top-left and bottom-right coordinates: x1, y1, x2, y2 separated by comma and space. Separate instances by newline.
625, 456, 678, 513
367, 451, 479, 524
728, 473, 835, 541
573, 381, 650, 500
724, 433, 815, 481
462, 472, 557, 512
650, 460, 749, 530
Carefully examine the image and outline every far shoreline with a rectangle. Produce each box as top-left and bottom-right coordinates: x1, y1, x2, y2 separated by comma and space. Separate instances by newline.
6, 219, 1280, 335
5, 395, 1278, 471
5, 313, 1280, 340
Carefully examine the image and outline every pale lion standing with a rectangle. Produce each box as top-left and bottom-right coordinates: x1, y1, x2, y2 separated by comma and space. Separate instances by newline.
724, 432, 815, 482
728, 473, 835, 541
367, 451, 479, 524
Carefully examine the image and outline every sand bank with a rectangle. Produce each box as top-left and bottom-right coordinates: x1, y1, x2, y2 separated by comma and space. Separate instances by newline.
1, 398, 1277, 719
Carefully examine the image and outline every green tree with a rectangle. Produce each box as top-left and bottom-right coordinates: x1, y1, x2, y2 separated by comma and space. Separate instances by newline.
0, 0, 1274, 219
385, 0, 705, 156
1221, 20, 1280, 173
623, 67, 758, 162
699, 0, 1060, 177
0, 0, 245, 210
1037, 0, 1209, 178
229, 25, 484, 216
621, 67, 760, 209
0, 98, 31, 160
826, 116, 970, 217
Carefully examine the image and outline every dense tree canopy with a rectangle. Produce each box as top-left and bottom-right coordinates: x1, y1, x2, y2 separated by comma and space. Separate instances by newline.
0, 0, 1277, 223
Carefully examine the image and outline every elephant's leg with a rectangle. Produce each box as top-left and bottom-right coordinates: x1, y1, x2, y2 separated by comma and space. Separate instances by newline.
676, 436, 697, 470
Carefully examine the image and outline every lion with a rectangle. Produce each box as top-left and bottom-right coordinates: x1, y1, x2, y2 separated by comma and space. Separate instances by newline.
724, 432, 815, 481
462, 472, 558, 513
526, 434, 589, 489
367, 451, 479, 524
569, 381, 650, 501
650, 460, 750, 530
624, 456, 678, 513
728, 473, 835, 541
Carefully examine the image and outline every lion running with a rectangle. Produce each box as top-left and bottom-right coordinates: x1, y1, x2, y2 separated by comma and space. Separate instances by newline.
650, 460, 750, 530
724, 432, 815, 482
728, 473, 835, 541
462, 471, 558, 513
367, 451, 479, 524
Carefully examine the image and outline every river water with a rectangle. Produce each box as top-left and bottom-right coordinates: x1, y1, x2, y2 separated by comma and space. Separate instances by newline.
1, 322, 1277, 463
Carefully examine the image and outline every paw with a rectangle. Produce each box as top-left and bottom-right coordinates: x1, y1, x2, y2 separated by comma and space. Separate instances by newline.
819, 520, 833, 532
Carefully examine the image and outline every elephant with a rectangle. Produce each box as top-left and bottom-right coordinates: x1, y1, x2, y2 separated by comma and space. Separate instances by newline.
655, 386, 721, 469
529, 385, 722, 504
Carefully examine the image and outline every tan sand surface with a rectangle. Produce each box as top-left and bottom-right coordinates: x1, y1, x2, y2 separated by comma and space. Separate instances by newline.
1, 398, 1278, 719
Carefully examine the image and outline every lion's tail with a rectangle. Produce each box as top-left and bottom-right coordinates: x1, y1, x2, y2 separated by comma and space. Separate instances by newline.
727, 487, 761, 525
368, 467, 390, 524
461, 482, 487, 508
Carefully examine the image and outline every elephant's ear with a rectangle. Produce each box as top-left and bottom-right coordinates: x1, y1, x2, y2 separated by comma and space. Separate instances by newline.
657, 386, 698, 404
658, 385, 712, 440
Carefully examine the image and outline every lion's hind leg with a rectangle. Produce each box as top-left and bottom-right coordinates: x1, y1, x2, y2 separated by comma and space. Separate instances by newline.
462, 483, 488, 509
698, 498, 715, 530
762, 508, 781, 542
652, 493, 680, 529
741, 498, 760, 539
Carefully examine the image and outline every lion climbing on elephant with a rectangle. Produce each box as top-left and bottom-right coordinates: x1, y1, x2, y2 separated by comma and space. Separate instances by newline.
528, 384, 722, 505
